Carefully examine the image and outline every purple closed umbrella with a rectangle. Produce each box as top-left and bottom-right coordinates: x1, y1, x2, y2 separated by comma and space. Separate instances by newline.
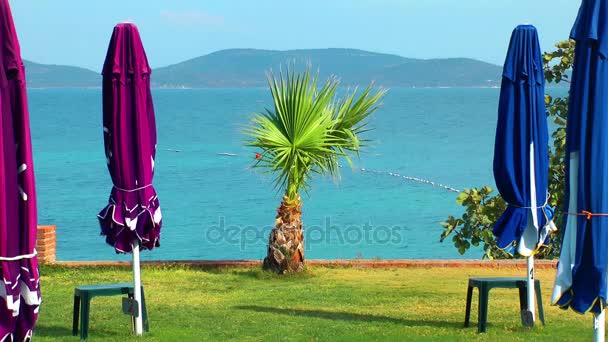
97, 23, 161, 335
0, 0, 41, 340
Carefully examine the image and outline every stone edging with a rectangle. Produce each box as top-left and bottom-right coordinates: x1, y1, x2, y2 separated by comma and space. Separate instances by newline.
53, 259, 558, 269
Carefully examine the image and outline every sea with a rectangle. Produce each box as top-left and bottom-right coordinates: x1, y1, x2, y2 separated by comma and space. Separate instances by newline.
28, 87, 566, 261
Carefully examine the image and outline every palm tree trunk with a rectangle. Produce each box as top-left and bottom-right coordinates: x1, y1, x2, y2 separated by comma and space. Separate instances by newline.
263, 195, 304, 273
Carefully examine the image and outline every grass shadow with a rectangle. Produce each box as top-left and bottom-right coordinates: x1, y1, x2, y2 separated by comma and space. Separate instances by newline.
228, 268, 317, 280
35, 325, 74, 337
234, 305, 463, 328
37, 324, 132, 339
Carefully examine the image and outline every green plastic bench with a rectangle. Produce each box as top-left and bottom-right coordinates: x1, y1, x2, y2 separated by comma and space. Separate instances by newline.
464, 277, 544, 333
72, 283, 149, 340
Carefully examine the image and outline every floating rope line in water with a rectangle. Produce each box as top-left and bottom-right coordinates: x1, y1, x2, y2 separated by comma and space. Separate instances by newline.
185, 150, 462, 193
359, 168, 461, 193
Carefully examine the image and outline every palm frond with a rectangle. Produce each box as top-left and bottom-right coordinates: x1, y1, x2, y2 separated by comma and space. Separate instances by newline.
245, 66, 386, 200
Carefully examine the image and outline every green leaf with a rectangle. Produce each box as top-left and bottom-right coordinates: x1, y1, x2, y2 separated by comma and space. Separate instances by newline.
456, 191, 468, 205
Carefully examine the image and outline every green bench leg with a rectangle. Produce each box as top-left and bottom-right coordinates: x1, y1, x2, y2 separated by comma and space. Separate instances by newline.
142, 286, 150, 332
80, 293, 91, 340
478, 284, 489, 333
535, 281, 545, 325
517, 284, 526, 311
464, 285, 473, 327
72, 294, 80, 336
517, 283, 528, 326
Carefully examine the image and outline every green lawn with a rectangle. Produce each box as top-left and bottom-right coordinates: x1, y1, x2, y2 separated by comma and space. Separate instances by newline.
36, 265, 591, 341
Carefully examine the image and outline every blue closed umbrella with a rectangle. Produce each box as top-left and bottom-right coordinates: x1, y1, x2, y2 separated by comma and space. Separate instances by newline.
493, 24, 555, 325
553, 0, 608, 339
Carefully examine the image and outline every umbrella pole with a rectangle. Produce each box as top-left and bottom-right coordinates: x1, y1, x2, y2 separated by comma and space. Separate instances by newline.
594, 310, 605, 342
526, 255, 535, 323
132, 241, 143, 336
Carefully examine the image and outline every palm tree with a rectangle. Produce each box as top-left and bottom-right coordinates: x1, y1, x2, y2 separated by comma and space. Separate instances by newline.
246, 67, 386, 273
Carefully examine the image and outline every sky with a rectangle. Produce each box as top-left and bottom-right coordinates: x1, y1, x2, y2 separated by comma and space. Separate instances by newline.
11, 0, 580, 71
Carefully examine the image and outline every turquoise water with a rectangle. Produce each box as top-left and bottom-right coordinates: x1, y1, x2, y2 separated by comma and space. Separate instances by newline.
28, 88, 563, 261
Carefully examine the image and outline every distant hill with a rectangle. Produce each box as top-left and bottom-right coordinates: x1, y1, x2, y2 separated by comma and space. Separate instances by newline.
374, 57, 502, 88
23, 49, 504, 88
24, 60, 99, 88
153, 49, 502, 88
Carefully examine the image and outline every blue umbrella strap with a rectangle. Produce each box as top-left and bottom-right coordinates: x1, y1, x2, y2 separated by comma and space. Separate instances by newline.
113, 184, 153, 192
508, 192, 557, 237
507, 192, 551, 209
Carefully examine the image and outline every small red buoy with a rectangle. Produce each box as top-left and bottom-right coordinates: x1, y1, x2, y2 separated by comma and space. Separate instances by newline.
255, 153, 261, 159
